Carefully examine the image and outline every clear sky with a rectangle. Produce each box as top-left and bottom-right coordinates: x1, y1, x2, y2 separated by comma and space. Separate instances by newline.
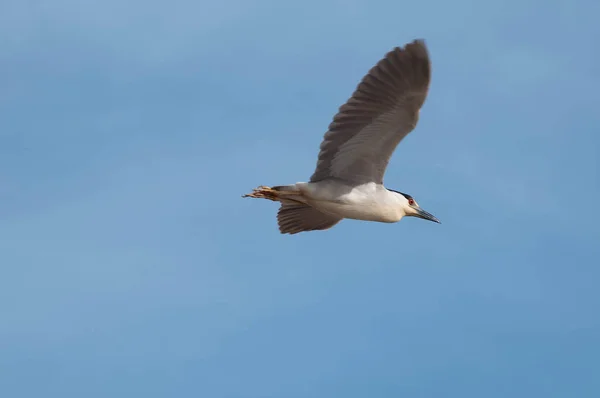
1, 0, 599, 397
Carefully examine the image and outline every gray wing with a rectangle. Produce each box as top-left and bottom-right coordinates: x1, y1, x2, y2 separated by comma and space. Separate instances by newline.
277, 203, 342, 234
309, 39, 431, 185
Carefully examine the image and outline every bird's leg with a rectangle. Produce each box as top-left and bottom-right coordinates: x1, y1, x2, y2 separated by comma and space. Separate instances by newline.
242, 185, 304, 203
242, 186, 280, 201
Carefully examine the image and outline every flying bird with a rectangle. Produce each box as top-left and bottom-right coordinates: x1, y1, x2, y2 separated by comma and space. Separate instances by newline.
243, 39, 440, 234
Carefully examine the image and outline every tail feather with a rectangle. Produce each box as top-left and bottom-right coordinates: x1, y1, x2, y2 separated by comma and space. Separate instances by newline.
277, 203, 342, 234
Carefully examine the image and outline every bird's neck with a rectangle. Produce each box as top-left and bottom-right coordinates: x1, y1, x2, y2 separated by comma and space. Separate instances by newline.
380, 189, 407, 222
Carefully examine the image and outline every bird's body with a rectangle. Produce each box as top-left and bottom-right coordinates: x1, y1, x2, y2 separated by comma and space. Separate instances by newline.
276, 181, 407, 223
244, 39, 440, 234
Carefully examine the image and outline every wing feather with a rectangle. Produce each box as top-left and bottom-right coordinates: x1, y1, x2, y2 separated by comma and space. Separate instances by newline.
310, 39, 431, 184
277, 203, 342, 234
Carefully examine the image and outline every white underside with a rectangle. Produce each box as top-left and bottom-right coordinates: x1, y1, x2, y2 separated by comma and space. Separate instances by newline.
292, 180, 406, 223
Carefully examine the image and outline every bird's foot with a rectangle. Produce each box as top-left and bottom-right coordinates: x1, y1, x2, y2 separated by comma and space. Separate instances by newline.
242, 186, 279, 201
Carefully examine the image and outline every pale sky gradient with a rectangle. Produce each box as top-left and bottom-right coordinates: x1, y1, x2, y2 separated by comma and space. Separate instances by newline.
1, 0, 599, 397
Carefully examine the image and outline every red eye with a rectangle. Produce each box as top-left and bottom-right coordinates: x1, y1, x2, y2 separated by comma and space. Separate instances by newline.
408, 198, 415, 205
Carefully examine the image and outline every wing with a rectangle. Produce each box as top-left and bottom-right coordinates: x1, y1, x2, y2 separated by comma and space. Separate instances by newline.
309, 39, 431, 185
277, 203, 342, 234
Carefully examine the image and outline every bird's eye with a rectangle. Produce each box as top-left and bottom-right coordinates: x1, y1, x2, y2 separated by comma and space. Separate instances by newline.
408, 198, 415, 205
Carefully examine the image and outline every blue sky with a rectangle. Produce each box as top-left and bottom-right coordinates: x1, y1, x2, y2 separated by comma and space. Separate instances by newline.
1, 0, 599, 396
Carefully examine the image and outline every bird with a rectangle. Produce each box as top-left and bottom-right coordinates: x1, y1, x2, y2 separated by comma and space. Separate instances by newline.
243, 39, 440, 234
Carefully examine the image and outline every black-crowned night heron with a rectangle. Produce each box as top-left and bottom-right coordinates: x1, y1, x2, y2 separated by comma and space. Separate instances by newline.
243, 39, 440, 234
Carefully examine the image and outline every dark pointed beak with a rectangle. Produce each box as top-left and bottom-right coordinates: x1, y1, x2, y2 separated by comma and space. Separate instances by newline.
414, 207, 440, 224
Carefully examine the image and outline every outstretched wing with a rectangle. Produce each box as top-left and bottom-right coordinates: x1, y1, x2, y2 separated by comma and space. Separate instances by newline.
310, 39, 431, 185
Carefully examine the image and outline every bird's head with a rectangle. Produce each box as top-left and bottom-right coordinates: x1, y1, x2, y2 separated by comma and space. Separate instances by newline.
389, 190, 440, 224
